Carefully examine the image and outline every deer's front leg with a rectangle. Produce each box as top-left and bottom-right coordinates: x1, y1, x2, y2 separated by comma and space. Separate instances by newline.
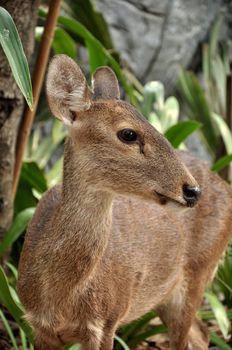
157, 275, 209, 350
99, 320, 118, 350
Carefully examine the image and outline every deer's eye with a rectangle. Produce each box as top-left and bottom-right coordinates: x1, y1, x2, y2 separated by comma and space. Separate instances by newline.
117, 129, 137, 143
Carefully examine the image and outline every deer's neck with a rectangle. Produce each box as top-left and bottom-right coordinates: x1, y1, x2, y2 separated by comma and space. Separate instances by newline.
53, 138, 113, 286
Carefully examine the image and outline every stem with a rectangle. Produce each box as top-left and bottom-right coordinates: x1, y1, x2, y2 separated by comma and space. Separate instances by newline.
12, 0, 62, 198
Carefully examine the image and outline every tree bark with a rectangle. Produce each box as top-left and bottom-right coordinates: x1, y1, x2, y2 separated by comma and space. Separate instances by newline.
0, 0, 40, 239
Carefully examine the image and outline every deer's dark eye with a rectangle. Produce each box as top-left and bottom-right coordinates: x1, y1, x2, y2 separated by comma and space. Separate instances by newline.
117, 129, 137, 143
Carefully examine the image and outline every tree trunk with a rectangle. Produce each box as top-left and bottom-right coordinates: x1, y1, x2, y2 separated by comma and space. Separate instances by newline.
0, 0, 40, 239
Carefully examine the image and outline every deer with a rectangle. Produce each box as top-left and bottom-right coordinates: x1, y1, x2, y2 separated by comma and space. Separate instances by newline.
17, 54, 232, 350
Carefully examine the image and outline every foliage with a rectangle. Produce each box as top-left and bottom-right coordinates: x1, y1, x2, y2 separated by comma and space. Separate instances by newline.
140, 81, 201, 148
0, 5, 232, 350
178, 16, 232, 170
0, 7, 33, 109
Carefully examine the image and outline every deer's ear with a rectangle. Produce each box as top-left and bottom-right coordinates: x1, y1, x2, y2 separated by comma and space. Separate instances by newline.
46, 55, 92, 125
92, 67, 120, 100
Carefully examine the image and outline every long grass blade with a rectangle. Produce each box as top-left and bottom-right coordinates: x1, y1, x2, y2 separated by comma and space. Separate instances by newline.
0, 266, 33, 342
19, 328, 28, 350
211, 154, 232, 172
210, 332, 232, 350
0, 309, 19, 350
114, 335, 130, 350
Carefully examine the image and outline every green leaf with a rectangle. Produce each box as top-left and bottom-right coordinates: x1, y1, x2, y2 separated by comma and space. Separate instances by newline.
21, 162, 47, 193
199, 309, 232, 321
46, 156, 63, 187
0, 7, 33, 109
211, 154, 232, 172
177, 69, 218, 154
141, 81, 164, 118
210, 332, 232, 350
161, 96, 179, 132
0, 309, 19, 350
0, 266, 33, 341
114, 335, 130, 350
205, 291, 230, 338
127, 325, 167, 347
119, 311, 157, 342
0, 207, 35, 256
62, 0, 113, 50
86, 40, 108, 72
209, 16, 223, 59
53, 27, 76, 58
19, 328, 28, 350
65, 344, 80, 350
212, 113, 232, 154
165, 121, 201, 148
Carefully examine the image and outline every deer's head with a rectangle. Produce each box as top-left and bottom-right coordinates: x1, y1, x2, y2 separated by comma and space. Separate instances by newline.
46, 55, 200, 207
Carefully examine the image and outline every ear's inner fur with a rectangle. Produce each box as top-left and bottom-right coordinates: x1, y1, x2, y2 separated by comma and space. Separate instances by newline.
92, 67, 120, 100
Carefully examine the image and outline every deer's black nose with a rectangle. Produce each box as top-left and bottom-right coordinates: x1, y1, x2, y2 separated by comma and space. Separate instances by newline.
183, 185, 201, 207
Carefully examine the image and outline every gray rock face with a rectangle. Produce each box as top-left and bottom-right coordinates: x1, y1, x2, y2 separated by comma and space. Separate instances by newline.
96, 0, 222, 91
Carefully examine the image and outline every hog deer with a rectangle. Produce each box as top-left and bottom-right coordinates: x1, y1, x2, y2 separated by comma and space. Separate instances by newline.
18, 55, 232, 350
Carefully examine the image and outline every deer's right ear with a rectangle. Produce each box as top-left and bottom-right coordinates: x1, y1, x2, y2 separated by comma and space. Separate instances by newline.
46, 55, 92, 125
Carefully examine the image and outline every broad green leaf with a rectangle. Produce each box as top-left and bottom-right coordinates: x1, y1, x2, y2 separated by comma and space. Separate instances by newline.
165, 121, 201, 148
53, 27, 77, 58
114, 335, 130, 350
212, 113, 232, 154
205, 291, 230, 338
210, 332, 232, 350
14, 175, 37, 214
20, 162, 47, 193
62, 0, 113, 50
211, 154, 232, 172
0, 7, 33, 109
86, 40, 108, 72
0, 207, 35, 256
36, 26, 76, 58
0, 309, 19, 350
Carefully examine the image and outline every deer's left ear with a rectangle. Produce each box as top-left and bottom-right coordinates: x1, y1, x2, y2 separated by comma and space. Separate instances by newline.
92, 67, 120, 100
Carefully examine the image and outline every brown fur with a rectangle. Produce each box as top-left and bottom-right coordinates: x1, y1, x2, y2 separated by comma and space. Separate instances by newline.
17, 55, 232, 350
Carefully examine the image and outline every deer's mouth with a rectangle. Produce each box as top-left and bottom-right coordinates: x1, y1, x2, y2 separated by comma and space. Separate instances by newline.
154, 191, 186, 207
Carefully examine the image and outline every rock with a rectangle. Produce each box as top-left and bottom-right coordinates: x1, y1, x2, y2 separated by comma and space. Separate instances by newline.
96, 0, 223, 92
